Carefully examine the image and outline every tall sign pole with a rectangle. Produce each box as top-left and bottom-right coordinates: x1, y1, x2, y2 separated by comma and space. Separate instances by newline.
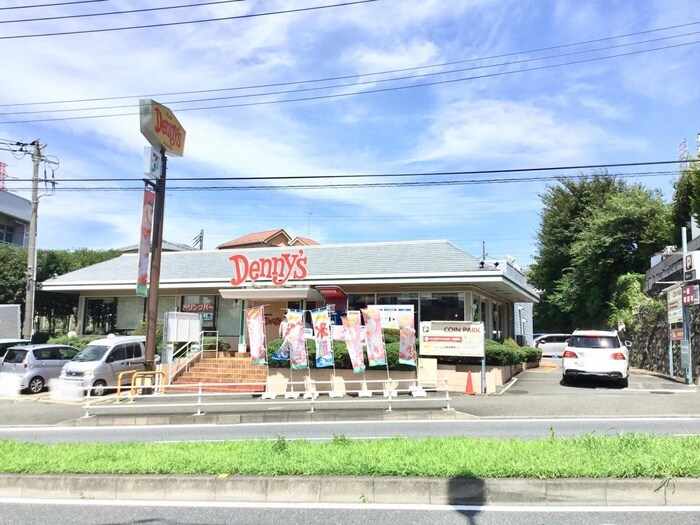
139, 100, 186, 369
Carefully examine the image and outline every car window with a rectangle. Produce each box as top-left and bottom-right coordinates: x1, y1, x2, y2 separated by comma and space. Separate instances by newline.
73, 345, 109, 362
59, 347, 78, 359
569, 336, 620, 349
555, 336, 570, 343
34, 348, 50, 360
3, 348, 28, 364
126, 343, 143, 360
108, 347, 127, 362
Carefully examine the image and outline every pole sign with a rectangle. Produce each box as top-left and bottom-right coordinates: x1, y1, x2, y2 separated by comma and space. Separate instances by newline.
667, 285, 683, 324
682, 284, 700, 306
419, 321, 485, 358
139, 99, 186, 157
142, 147, 162, 179
680, 340, 691, 368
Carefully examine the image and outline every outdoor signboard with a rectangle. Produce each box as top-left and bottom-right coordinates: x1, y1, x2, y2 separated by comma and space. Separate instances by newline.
142, 147, 162, 179
667, 285, 683, 324
681, 339, 691, 368
684, 251, 700, 282
139, 99, 186, 157
682, 284, 699, 306
419, 321, 485, 358
670, 327, 684, 341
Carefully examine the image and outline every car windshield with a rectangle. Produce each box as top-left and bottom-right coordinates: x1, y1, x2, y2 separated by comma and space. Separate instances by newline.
3, 348, 28, 364
72, 345, 109, 362
569, 336, 620, 349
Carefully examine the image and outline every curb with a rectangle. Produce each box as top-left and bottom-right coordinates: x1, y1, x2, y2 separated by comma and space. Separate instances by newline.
68, 409, 478, 426
0, 474, 699, 505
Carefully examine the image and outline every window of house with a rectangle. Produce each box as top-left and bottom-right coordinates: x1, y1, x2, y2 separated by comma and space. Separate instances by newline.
0, 224, 14, 245
420, 292, 465, 323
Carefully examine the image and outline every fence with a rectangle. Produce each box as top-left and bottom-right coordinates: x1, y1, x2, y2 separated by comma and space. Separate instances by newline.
80, 376, 452, 418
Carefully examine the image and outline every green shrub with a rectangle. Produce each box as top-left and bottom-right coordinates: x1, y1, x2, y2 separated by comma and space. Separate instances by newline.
31, 331, 51, 344
48, 335, 98, 349
522, 346, 542, 363
202, 337, 230, 351
502, 337, 520, 349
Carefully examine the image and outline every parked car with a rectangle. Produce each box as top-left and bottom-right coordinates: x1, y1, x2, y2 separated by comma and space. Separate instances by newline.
60, 335, 146, 396
0, 343, 79, 394
561, 329, 631, 388
0, 339, 30, 362
533, 333, 571, 357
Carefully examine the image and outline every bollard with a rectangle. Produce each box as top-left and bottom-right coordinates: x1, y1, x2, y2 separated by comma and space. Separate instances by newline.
195, 382, 203, 416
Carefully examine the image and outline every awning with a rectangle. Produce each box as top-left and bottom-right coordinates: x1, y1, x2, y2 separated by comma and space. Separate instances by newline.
315, 285, 347, 299
219, 287, 325, 301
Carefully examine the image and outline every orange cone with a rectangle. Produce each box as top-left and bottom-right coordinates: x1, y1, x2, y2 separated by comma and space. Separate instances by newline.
465, 369, 475, 395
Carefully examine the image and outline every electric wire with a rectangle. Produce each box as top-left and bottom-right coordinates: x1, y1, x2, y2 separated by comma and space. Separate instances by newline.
0, 0, 107, 10
1, 0, 248, 25
0, 0, 378, 40
2, 20, 697, 108
7, 159, 690, 183
2, 37, 697, 125
3, 29, 699, 117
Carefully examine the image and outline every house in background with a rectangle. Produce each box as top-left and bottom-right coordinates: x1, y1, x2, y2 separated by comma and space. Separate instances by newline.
0, 190, 30, 248
216, 228, 319, 250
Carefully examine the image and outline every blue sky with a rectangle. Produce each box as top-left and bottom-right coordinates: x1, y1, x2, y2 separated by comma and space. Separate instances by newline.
1, 0, 699, 268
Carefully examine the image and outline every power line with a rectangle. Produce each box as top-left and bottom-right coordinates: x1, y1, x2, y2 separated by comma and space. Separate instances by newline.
4, 171, 683, 192
4, 29, 699, 118
0, 0, 378, 40
0, 0, 107, 10
2, 37, 697, 125
6, 160, 691, 183
3, 20, 697, 108
1, 0, 247, 25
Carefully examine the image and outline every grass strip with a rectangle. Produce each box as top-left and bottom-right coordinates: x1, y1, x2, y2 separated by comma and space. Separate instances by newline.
1, 434, 699, 478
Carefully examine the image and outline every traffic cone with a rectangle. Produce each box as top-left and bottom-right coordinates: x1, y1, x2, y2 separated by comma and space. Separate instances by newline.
465, 369, 475, 395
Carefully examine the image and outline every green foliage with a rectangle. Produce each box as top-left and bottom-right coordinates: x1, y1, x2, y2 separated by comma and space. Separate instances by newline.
483, 339, 525, 366
30, 331, 51, 344
529, 173, 673, 330
202, 338, 230, 351
0, 244, 27, 305
3, 434, 700, 478
607, 273, 658, 330
48, 335, 98, 349
502, 337, 520, 349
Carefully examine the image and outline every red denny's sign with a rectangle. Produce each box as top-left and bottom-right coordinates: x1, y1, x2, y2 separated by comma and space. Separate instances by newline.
229, 250, 308, 286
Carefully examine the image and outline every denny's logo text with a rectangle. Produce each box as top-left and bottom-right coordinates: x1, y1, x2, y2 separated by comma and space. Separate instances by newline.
229, 250, 308, 286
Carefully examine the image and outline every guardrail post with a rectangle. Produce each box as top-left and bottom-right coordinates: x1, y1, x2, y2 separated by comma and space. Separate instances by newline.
195, 382, 203, 416
444, 378, 451, 411
82, 387, 92, 418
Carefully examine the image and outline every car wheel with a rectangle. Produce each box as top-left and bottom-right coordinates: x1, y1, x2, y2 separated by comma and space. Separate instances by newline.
28, 376, 45, 394
91, 380, 107, 397
619, 376, 629, 388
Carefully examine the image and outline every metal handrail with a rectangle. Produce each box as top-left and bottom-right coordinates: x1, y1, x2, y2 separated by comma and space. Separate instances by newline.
167, 330, 220, 384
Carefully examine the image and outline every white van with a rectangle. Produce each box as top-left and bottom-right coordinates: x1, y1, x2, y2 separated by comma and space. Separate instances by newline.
60, 335, 146, 396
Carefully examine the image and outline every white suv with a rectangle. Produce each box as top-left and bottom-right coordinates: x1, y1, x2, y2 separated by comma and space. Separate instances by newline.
561, 330, 631, 388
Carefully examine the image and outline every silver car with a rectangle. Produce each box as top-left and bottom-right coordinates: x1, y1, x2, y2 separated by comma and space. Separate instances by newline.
0, 344, 79, 394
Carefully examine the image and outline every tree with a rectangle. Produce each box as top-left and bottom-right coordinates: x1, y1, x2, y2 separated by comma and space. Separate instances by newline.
529, 174, 672, 330
0, 244, 27, 305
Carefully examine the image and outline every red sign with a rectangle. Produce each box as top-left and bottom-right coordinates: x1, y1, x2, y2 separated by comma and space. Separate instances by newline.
182, 303, 215, 313
682, 284, 699, 306
670, 328, 684, 341
229, 249, 308, 286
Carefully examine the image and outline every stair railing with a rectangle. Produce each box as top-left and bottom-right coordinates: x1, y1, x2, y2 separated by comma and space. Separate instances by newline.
168, 331, 221, 384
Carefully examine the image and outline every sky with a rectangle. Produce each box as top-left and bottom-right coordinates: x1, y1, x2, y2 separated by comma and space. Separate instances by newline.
1, 0, 699, 268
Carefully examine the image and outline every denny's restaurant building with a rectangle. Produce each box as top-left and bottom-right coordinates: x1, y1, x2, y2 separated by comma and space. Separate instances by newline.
41, 240, 538, 346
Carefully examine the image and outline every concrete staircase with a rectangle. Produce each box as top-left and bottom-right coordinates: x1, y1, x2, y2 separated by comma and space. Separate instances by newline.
171, 356, 267, 393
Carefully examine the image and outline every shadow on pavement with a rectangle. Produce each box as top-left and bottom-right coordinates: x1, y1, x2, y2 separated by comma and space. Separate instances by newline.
449, 477, 485, 522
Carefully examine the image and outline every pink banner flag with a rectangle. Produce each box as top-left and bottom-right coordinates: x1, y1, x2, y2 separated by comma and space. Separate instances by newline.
398, 312, 417, 366
342, 311, 365, 374
285, 310, 308, 370
245, 306, 266, 365
361, 308, 386, 367
136, 189, 155, 297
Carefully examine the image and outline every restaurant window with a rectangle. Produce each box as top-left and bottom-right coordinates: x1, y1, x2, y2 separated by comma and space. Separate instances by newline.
182, 295, 217, 329
83, 297, 117, 335
116, 296, 145, 332
420, 292, 465, 323
156, 296, 178, 325
216, 298, 240, 337
376, 293, 419, 330
348, 294, 373, 311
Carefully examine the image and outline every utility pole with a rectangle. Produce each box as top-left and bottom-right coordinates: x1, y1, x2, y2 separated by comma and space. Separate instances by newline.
22, 140, 41, 341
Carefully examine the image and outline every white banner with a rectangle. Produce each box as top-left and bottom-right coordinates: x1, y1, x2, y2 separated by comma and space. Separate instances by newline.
369, 304, 414, 330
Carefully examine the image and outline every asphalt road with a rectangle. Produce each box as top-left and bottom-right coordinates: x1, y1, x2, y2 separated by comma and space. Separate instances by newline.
1, 499, 699, 525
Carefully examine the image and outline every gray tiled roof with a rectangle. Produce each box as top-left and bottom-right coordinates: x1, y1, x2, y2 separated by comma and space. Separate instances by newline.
43, 240, 480, 285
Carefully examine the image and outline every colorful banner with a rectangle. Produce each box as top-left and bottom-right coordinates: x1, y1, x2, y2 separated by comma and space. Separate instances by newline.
285, 310, 308, 370
311, 307, 334, 368
245, 306, 267, 365
342, 311, 365, 374
136, 189, 155, 297
361, 308, 386, 367
398, 312, 417, 366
